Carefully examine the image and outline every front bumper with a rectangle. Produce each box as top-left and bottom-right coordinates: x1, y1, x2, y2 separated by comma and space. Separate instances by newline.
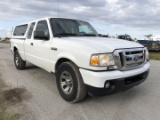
79, 62, 150, 95
86, 70, 149, 96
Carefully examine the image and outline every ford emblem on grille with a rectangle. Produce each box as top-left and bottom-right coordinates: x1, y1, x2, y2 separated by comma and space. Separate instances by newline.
134, 55, 140, 61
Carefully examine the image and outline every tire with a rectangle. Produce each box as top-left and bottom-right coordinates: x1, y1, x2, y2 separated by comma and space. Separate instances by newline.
56, 62, 87, 103
14, 50, 26, 70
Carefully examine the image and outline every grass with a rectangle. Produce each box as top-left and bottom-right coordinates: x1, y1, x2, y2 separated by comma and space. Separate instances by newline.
0, 104, 18, 120
0, 76, 25, 120
0, 40, 10, 44
0, 79, 16, 120
149, 52, 160, 61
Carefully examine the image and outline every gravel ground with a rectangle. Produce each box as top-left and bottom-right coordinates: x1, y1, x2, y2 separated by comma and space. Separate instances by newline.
0, 43, 160, 120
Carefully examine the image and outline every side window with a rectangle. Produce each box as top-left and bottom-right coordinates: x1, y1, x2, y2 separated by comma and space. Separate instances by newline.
13, 25, 28, 36
118, 36, 122, 39
35, 20, 49, 39
27, 23, 35, 39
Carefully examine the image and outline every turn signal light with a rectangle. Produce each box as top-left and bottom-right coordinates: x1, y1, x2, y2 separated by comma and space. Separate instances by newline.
90, 56, 99, 65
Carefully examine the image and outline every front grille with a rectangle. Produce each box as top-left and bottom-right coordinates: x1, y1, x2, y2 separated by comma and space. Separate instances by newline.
114, 48, 146, 70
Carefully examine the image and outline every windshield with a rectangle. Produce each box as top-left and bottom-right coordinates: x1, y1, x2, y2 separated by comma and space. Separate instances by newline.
50, 18, 98, 37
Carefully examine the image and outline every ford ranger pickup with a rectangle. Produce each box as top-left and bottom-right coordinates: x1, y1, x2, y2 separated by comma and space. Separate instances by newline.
10, 17, 150, 103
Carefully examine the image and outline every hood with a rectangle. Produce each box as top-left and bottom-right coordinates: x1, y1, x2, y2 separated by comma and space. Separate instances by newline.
60, 37, 144, 53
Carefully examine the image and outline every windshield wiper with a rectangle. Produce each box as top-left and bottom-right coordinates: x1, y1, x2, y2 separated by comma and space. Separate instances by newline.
79, 33, 97, 36
56, 33, 78, 37
56, 33, 97, 37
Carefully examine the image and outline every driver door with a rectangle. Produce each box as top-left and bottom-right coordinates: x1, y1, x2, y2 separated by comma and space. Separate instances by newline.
29, 20, 51, 71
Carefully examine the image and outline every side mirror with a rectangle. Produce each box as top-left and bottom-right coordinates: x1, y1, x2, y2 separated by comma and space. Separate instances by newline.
34, 31, 49, 40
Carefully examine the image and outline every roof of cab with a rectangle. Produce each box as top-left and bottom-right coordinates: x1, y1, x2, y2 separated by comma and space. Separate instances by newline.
15, 17, 85, 27
16, 17, 50, 26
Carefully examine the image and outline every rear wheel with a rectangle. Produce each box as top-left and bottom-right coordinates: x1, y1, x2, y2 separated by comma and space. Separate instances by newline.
14, 50, 26, 70
56, 62, 87, 103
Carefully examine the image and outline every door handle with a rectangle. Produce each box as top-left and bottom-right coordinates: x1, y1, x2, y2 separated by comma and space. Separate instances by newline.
30, 43, 33, 46
51, 47, 57, 51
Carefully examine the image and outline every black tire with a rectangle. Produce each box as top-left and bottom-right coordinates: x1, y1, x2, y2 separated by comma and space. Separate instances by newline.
56, 62, 87, 103
14, 50, 26, 70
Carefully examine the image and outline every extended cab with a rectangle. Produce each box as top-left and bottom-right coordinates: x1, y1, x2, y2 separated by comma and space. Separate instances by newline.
10, 18, 150, 103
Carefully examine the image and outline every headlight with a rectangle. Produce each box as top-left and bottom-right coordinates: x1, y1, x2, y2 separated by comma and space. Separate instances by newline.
145, 48, 149, 61
90, 53, 115, 67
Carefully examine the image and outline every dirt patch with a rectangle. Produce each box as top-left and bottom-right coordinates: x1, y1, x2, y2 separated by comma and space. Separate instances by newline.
0, 74, 31, 103
0, 78, 5, 90
0, 76, 18, 120
3, 88, 26, 103
0, 73, 33, 120
0, 103, 20, 120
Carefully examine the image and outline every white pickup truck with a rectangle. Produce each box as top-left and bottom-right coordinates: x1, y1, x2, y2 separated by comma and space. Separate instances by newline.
10, 17, 150, 103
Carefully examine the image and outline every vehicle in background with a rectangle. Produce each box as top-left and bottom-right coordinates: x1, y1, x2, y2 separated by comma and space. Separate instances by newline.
137, 40, 151, 48
99, 34, 109, 37
117, 34, 133, 41
137, 40, 160, 52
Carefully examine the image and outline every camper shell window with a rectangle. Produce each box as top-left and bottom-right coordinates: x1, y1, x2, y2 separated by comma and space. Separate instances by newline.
13, 24, 28, 36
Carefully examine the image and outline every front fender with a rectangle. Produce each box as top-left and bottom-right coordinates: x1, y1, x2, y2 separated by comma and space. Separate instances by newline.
56, 52, 78, 64
49, 51, 79, 73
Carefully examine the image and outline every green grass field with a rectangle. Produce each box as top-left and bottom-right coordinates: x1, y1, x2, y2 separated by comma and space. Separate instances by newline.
149, 52, 160, 61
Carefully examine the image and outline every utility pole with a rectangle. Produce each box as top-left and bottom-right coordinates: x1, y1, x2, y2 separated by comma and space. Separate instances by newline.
5, 30, 6, 38
58, 0, 60, 17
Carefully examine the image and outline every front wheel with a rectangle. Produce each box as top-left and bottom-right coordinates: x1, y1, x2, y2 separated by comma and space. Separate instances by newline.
56, 62, 87, 103
14, 50, 26, 70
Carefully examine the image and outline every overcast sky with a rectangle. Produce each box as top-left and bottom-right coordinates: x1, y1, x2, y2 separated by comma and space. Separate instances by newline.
0, 0, 160, 38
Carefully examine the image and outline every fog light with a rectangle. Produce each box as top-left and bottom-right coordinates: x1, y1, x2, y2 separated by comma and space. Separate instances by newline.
105, 82, 110, 88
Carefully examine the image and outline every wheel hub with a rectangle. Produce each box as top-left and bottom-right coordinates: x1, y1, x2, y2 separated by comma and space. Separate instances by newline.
15, 55, 19, 66
60, 71, 73, 95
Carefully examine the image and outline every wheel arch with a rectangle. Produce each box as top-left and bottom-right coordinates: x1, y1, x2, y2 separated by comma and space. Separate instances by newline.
55, 57, 78, 73
13, 44, 19, 53
13, 46, 18, 53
